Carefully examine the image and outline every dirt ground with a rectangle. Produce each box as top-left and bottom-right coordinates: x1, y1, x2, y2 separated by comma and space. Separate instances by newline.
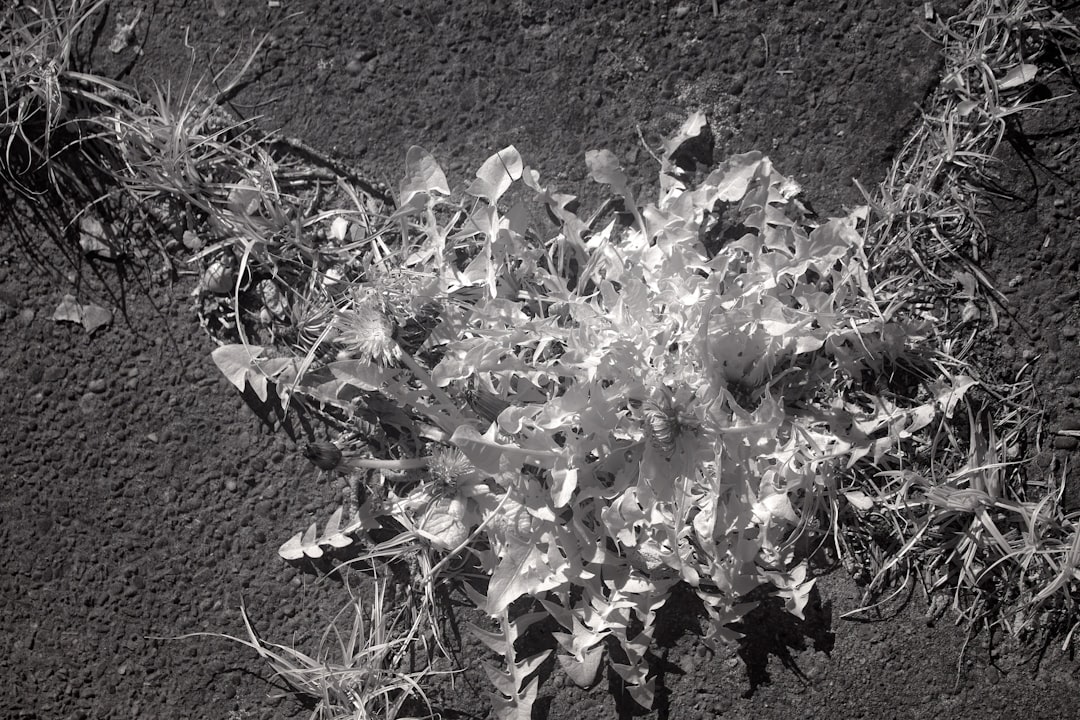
3, 1, 1080, 718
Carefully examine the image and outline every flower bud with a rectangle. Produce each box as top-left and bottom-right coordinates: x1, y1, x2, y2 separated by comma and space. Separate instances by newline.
304, 441, 343, 471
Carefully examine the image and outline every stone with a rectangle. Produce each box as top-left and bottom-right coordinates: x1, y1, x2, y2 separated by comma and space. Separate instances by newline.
1052, 435, 1078, 450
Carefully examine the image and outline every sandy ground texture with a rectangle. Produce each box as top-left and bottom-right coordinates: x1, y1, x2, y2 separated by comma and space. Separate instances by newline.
3, 1, 1080, 719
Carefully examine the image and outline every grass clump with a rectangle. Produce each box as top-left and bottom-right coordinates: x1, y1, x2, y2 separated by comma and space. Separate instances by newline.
171, 575, 442, 720
850, 0, 1080, 645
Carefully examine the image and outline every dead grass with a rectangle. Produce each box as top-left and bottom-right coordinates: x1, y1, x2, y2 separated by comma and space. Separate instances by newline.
849, 0, 1080, 643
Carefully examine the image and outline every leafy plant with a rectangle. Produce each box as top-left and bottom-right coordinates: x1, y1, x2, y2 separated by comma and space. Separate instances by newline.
466, 603, 551, 720
208, 112, 999, 714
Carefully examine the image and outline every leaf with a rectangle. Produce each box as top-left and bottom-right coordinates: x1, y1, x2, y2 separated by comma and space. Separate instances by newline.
468, 146, 524, 203
762, 563, 816, 620
556, 644, 604, 688
329, 216, 350, 241
52, 295, 113, 334
586, 148, 628, 190
549, 464, 577, 509
610, 661, 655, 709
451, 424, 559, 475
211, 344, 268, 399
78, 215, 114, 257
80, 304, 113, 333
843, 490, 874, 511
486, 538, 559, 614
277, 505, 378, 560
660, 111, 707, 160
998, 62, 1037, 90
469, 623, 510, 655
699, 151, 764, 204
417, 495, 470, 551
398, 145, 450, 208
934, 374, 978, 419
478, 611, 553, 720
301, 522, 322, 559
586, 149, 645, 232
488, 675, 541, 720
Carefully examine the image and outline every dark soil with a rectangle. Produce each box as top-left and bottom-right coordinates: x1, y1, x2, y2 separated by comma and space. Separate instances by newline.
3, 1, 1080, 719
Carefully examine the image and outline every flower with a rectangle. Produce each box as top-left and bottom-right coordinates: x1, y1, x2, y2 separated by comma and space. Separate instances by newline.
428, 447, 476, 497
334, 294, 400, 365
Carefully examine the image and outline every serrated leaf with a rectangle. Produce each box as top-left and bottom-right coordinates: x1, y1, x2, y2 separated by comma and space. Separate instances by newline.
486, 539, 560, 615
323, 359, 393, 392
556, 644, 604, 688
277, 506, 367, 560
483, 661, 520, 697
488, 675, 540, 720
700, 151, 764, 203
469, 623, 510, 655
515, 649, 552, 680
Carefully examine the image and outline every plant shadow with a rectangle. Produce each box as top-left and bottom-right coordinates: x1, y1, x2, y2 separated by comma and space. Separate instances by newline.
731, 583, 835, 698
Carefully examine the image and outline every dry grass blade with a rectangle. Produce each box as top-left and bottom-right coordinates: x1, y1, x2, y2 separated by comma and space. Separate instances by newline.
0, 0, 110, 187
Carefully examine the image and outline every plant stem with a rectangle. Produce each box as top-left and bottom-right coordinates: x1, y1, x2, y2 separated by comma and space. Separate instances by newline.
345, 456, 429, 471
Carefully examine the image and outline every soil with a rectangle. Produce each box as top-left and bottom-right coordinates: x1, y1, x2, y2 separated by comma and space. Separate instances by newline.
3, 1, 1080, 719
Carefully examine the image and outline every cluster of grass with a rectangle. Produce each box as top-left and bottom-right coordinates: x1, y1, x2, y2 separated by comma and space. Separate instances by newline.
853, 0, 1080, 644
169, 573, 445, 720
6, 0, 1080, 717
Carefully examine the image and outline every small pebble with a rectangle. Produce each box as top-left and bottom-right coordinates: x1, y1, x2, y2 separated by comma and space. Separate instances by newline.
224, 478, 238, 492
88, 378, 107, 393
1053, 435, 1079, 450
78, 392, 104, 416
